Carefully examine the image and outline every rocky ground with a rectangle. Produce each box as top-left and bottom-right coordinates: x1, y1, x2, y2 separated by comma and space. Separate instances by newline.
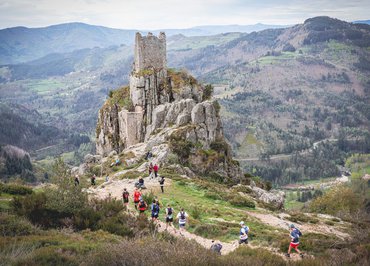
86, 168, 350, 261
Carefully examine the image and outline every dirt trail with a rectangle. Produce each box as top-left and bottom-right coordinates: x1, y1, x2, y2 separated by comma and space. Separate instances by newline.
86, 174, 167, 200
245, 211, 350, 240
88, 176, 305, 260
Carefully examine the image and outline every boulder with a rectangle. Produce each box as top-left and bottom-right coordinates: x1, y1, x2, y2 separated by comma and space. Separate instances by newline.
251, 186, 285, 209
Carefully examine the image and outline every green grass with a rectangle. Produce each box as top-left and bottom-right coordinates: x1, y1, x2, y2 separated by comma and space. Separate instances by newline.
145, 179, 286, 244
24, 79, 65, 95
0, 229, 122, 265
254, 51, 297, 66
326, 40, 352, 53
0, 199, 11, 211
168, 33, 242, 51
284, 191, 305, 210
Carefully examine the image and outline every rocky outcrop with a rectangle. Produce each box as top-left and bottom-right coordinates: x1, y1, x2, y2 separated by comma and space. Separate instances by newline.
95, 32, 243, 181
250, 186, 285, 209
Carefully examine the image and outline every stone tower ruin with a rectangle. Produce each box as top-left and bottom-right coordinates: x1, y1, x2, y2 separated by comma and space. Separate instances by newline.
134, 32, 167, 73
130, 32, 169, 130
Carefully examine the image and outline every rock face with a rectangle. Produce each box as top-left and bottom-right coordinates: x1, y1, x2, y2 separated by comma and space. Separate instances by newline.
250, 186, 285, 209
96, 32, 242, 181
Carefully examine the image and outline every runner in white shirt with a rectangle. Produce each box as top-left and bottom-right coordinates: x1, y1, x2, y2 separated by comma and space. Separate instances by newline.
176, 208, 189, 235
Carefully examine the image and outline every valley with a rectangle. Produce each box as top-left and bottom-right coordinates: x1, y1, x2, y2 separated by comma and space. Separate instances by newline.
1, 16, 370, 265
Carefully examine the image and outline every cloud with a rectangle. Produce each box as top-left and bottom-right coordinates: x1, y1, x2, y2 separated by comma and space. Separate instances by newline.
0, 0, 369, 29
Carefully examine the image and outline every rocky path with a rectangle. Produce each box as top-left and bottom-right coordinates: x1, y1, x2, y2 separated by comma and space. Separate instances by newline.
86, 174, 166, 200
245, 211, 350, 240
88, 176, 307, 261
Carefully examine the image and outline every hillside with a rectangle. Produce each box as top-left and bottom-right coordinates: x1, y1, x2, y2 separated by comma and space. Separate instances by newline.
0, 16, 369, 184
0, 22, 286, 65
166, 16, 370, 183
1, 152, 369, 265
0, 23, 137, 64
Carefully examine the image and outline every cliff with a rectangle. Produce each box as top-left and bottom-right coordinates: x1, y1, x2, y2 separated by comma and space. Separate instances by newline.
95, 32, 242, 181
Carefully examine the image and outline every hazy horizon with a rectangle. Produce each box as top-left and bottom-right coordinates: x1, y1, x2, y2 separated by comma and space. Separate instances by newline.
0, 0, 369, 30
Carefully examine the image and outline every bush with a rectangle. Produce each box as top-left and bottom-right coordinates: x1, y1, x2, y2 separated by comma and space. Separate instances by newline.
309, 185, 362, 218
189, 205, 202, 220
0, 213, 38, 236
98, 215, 134, 237
11, 192, 63, 228
202, 84, 214, 101
0, 243, 36, 266
210, 140, 228, 153
142, 191, 155, 206
16, 247, 79, 266
193, 224, 225, 238
12, 190, 144, 238
229, 195, 255, 208
0, 182, 33, 195
204, 191, 223, 200
232, 185, 253, 194
83, 238, 217, 266
222, 245, 286, 266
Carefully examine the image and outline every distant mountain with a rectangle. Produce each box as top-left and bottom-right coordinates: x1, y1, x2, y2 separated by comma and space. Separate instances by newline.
354, 20, 370, 25
0, 103, 64, 151
1, 16, 369, 173
186, 23, 288, 35
0, 23, 138, 64
0, 22, 287, 64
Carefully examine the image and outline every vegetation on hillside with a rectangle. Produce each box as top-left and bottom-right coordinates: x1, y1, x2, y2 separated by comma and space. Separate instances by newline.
1, 154, 369, 265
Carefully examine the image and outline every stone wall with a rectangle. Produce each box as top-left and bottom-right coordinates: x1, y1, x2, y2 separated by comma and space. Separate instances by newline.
134, 32, 166, 73
118, 110, 143, 148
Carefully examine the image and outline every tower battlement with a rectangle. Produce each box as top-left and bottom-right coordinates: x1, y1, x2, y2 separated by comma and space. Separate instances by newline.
134, 32, 166, 73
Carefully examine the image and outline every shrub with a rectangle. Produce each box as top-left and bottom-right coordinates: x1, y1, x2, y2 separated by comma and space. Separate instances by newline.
309, 185, 362, 218
0, 243, 36, 266
206, 172, 225, 184
202, 84, 214, 101
11, 192, 62, 228
98, 215, 134, 237
232, 185, 253, 194
204, 191, 223, 200
83, 238, 217, 266
229, 195, 255, 208
16, 247, 79, 266
222, 245, 286, 266
168, 137, 194, 164
0, 182, 33, 195
193, 224, 225, 238
142, 191, 155, 206
210, 140, 228, 153
121, 170, 142, 179
189, 205, 202, 220
0, 213, 38, 236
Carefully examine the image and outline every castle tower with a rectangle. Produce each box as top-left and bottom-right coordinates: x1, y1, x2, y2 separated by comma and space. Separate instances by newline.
130, 32, 168, 110
134, 32, 167, 73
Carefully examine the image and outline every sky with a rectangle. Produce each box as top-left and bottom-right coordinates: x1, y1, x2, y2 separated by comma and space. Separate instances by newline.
0, 0, 369, 30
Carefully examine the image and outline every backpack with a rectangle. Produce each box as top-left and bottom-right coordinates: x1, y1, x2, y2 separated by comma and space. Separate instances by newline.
152, 204, 159, 213
139, 201, 146, 209
123, 192, 129, 199
240, 226, 249, 235
211, 243, 222, 253
180, 211, 186, 220
167, 207, 173, 216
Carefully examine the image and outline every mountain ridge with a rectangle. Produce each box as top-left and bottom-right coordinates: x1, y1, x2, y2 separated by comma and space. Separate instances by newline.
0, 22, 287, 64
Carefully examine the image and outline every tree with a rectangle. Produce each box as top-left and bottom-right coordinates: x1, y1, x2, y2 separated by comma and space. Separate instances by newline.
45, 158, 87, 213
203, 84, 214, 101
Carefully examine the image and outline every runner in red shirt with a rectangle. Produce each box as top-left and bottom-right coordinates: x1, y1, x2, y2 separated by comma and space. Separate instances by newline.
153, 163, 159, 178
133, 188, 142, 210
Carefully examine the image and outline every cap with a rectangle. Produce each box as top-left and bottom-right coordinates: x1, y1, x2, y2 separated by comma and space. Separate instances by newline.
239, 221, 245, 225
289, 224, 295, 228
